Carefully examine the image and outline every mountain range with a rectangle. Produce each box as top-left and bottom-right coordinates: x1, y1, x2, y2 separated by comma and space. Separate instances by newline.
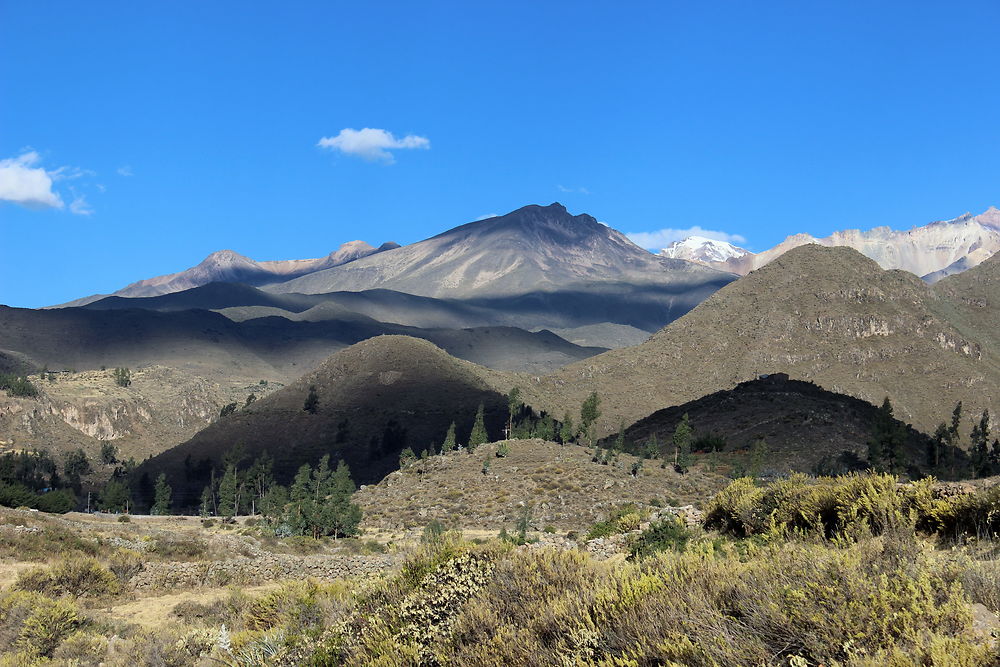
660, 206, 1000, 282
3, 201, 999, 500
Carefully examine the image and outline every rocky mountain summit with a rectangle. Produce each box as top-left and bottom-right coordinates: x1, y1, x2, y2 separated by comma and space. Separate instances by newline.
268, 203, 732, 298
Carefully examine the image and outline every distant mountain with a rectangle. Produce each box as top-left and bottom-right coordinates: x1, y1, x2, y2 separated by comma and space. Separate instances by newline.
521, 244, 998, 436
55, 241, 400, 307
0, 302, 605, 382
659, 236, 750, 264
67, 203, 738, 348
266, 203, 734, 298
662, 207, 1000, 280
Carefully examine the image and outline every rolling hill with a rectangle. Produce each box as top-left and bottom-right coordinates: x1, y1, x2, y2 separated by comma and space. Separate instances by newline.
521, 244, 998, 437
134, 336, 516, 507
597, 375, 960, 476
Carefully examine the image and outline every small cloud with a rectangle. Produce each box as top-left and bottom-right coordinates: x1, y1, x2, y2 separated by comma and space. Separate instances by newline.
476, 213, 500, 221
0, 151, 64, 209
626, 226, 747, 251
69, 194, 94, 216
557, 184, 590, 195
117, 165, 133, 177
317, 127, 430, 163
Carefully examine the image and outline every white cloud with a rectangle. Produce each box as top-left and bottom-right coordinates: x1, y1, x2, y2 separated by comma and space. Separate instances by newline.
69, 194, 94, 216
626, 226, 747, 251
476, 213, 500, 220
0, 152, 64, 209
557, 184, 590, 194
117, 165, 133, 177
317, 127, 430, 163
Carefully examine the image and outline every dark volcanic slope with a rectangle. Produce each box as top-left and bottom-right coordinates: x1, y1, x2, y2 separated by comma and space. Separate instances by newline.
136, 336, 511, 507
599, 376, 950, 476
0, 305, 603, 380
522, 244, 997, 436
268, 203, 735, 301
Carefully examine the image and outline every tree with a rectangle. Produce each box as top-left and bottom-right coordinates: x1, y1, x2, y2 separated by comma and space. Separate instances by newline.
469, 403, 488, 449
217, 464, 239, 517
440, 422, 457, 453
303, 385, 319, 414
63, 449, 92, 493
971, 410, 992, 477
643, 434, 659, 460
612, 419, 626, 453
506, 387, 523, 438
99, 443, 118, 466
868, 398, 905, 473
749, 437, 769, 478
559, 413, 575, 445
219, 402, 238, 418
246, 453, 274, 514
673, 414, 692, 473
398, 447, 416, 469
99, 480, 131, 513
930, 422, 948, 469
199, 485, 214, 517
151, 473, 172, 515
580, 392, 601, 445
534, 414, 555, 441
113, 367, 131, 388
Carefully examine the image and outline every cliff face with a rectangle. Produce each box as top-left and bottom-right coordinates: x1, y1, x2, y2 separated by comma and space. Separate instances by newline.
0, 366, 281, 462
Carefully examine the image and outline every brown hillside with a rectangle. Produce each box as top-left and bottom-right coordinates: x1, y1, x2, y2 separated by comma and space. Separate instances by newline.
354, 439, 728, 531
520, 245, 996, 436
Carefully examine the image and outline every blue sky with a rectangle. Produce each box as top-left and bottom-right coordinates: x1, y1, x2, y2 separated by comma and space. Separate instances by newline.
2, 1, 998, 307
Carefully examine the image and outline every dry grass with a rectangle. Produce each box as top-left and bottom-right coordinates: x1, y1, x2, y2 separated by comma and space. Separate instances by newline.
355, 438, 729, 531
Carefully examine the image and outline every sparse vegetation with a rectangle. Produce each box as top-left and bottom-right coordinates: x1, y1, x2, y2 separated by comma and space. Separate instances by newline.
0, 372, 38, 397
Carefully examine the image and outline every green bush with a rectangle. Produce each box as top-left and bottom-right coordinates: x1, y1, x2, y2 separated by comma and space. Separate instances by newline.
0, 373, 39, 398
586, 504, 643, 539
629, 517, 692, 559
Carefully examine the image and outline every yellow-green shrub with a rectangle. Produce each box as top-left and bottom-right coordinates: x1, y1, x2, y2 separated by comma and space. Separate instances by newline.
14, 557, 120, 598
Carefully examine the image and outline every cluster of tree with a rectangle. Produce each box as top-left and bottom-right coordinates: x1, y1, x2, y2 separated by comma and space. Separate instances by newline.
0, 373, 38, 398
263, 456, 361, 539
0, 450, 75, 512
198, 447, 275, 518
868, 399, 995, 479
193, 447, 361, 538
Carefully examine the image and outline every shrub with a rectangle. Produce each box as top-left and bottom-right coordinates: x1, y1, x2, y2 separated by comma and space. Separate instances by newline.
15, 558, 121, 598
117, 514, 131, 523
16, 595, 82, 657
629, 517, 692, 559
148, 535, 207, 560
586, 504, 643, 540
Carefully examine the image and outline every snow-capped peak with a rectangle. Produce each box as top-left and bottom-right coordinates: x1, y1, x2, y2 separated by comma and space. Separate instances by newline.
659, 236, 750, 263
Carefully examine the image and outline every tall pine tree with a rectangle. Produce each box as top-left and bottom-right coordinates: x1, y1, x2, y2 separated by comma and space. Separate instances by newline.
469, 403, 488, 449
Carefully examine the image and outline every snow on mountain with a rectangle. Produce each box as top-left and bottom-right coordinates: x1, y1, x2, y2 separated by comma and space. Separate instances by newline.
658, 236, 750, 264
668, 208, 1000, 280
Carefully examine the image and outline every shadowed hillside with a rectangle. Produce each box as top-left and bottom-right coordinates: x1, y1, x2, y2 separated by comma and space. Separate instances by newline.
0, 304, 604, 380
134, 336, 517, 508
598, 376, 964, 477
